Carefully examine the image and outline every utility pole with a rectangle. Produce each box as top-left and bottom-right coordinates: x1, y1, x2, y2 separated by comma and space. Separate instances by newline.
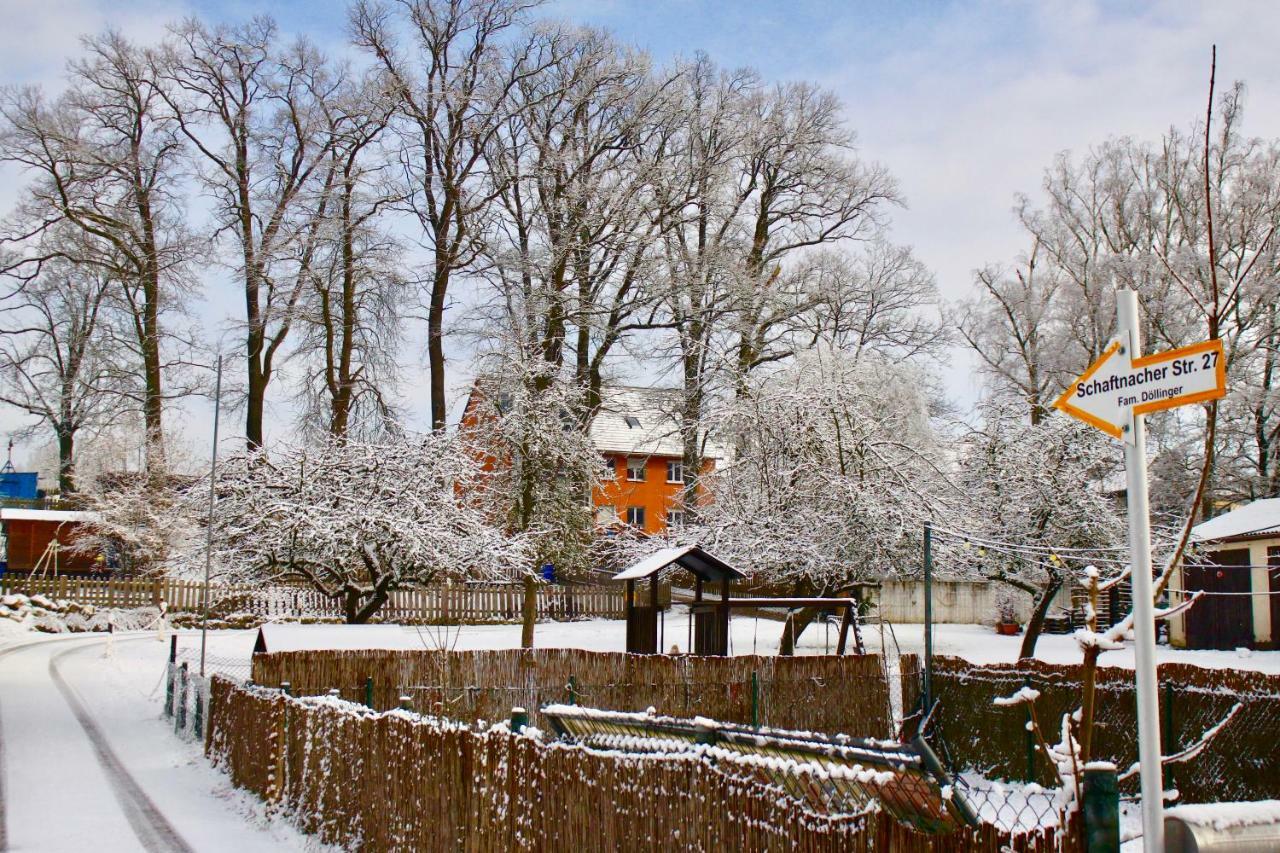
200, 355, 223, 678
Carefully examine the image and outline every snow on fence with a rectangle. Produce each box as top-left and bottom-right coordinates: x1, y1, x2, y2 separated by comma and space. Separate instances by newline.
0, 575, 633, 623
205, 677, 1073, 852
929, 656, 1280, 805
249, 648, 917, 740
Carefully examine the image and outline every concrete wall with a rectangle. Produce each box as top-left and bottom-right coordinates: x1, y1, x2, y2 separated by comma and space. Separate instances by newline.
870, 579, 1047, 625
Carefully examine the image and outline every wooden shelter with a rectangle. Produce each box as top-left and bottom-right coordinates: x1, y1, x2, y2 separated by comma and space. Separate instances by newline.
613, 545, 744, 655
612, 546, 865, 656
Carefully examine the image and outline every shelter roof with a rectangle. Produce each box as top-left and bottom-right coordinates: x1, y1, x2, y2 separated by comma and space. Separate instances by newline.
0, 508, 96, 523
612, 545, 745, 583
1191, 498, 1280, 543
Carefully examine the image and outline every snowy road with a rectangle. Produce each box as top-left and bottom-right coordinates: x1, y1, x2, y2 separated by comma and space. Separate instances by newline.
0, 632, 317, 853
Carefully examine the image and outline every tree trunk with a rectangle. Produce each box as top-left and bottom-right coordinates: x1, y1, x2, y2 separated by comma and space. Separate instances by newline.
428, 263, 449, 432
57, 429, 75, 494
1018, 574, 1063, 660
344, 587, 390, 624
779, 606, 823, 656
520, 574, 538, 648
246, 351, 267, 449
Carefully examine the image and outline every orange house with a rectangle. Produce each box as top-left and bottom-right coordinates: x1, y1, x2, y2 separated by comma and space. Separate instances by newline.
461, 384, 722, 536
588, 387, 721, 535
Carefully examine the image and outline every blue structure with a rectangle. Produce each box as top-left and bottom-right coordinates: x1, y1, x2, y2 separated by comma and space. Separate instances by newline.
0, 462, 37, 500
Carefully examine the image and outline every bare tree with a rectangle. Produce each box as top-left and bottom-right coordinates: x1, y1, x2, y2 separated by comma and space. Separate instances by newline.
294, 74, 407, 439
0, 258, 122, 493
156, 18, 342, 448
0, 31, 195, 476
351, 0, 554, 431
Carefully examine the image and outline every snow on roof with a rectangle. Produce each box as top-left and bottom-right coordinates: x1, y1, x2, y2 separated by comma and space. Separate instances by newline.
0, 508, 97, 523
613, 544, 746, 582
253, 623, 427, 654
1165, 799, 1280, 831
1191, 498, 1280, 543
590, 386, 724, 459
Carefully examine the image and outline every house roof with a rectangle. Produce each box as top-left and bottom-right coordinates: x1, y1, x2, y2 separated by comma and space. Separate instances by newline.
612, 545, 746, 583
0, 508, 97, 523
590, 386, 723, 459
1191, 498, 1280, 543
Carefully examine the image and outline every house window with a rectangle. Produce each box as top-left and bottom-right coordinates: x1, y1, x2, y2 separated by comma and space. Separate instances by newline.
666, 460, 684, 484
626, 457, 646, 481
666, 510, 685, 529
602, 456, 616, 478
624, 415, 641, 428
596, 505, 617, 526
626, 506, 646, 528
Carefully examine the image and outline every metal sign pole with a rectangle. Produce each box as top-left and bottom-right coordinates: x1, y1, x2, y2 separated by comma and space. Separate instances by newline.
923, 520, 933, 714
199, 355, 223, 678
1116, 290, 1164, 851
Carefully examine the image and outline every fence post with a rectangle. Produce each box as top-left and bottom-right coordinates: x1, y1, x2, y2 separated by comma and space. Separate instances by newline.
193, 681, 204, 740
399, 694, 412, 711
281, 681, 292, 697
751, 671, 760, 729
175, 662, 188, 733
164, 661, 175, 718
1162, 681, 1176, 793
1024, 675, 1036, 782
510, 706, 528, 733
365, 677, 374, 708
568, 675, 577, 706
1082, 764, 1120, 852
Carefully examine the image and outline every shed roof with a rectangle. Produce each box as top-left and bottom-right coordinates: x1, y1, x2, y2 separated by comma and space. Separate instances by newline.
0, 508, 97, 523
1191, 498, 1280, 543
612, 545, 745, 583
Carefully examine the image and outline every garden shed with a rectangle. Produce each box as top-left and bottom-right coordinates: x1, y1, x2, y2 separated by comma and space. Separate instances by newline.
1169, 499, 1280, 650
0, 508, 98, 574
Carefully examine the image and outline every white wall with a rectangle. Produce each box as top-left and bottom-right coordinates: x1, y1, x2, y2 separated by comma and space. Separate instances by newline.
870, 579, 1039, 625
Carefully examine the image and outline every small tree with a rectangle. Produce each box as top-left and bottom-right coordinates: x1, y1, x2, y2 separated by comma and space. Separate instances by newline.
200, 433, 525, 623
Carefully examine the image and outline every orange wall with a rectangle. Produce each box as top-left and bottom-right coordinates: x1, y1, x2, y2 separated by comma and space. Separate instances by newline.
594, 455, 713, 534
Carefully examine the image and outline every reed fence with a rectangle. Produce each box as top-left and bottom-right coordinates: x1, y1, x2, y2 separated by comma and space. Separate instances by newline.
206, 677, 1073, 852
930, 655, 1280, 804
250, 648, 909, 739
0, 575, 635, 624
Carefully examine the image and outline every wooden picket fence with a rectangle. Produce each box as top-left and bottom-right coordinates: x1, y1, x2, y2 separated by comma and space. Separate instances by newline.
206, 677, 1074, 852
0, 574, 636, 624
251, 648, 910, 740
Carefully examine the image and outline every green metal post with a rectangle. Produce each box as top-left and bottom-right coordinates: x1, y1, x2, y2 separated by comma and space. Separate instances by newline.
1082, 764, 1120, 852
175, 663, 188, 733
193, 683, 204, 739
399, 695, 412, 711
164, 663, 175, 718
751, 671, 759, 729
365, 677, 373, 708
281, 681, 292, 697
510, 706, 529, 733
1162, 682, 1175, 791
923, 521, 934, 714
568, 675, 577, 706
1024, 675, 1036, 782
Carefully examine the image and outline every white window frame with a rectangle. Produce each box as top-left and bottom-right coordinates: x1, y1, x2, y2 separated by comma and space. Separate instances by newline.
626, 506, 646, 528
602, 456, 616, 478
665, 509, 685, 529
626, 457, 646, 482
666, 460, 684, 484
596, 505, 617, 526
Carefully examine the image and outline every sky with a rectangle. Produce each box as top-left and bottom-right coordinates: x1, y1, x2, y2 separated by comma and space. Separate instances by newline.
3, 0, 1280, 472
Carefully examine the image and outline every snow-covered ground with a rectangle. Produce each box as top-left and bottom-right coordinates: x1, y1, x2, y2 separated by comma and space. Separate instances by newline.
0, 615, 1271, 852
0, 630, 328, 852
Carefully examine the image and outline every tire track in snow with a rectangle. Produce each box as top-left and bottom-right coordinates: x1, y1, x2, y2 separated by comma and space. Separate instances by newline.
48, 643, 194, 853
0, 635, 103, 853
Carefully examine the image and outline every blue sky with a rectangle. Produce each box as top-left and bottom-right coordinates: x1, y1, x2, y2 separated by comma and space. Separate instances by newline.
3, 0, 1280, 466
